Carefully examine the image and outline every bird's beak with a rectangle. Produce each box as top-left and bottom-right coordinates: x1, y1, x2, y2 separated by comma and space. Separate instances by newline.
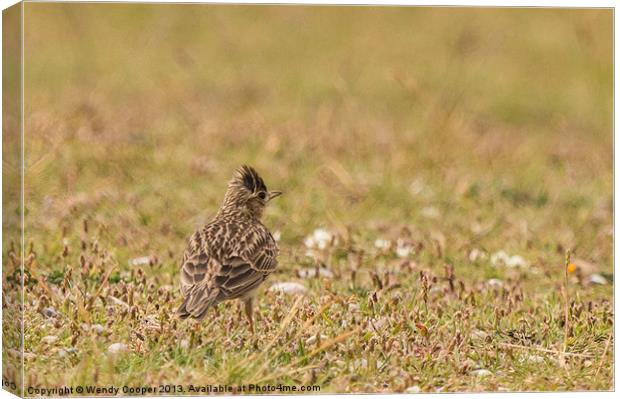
268, 191, 282, 201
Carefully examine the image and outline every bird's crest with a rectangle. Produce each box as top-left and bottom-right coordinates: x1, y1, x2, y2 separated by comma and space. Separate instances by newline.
232, 165, 267, 193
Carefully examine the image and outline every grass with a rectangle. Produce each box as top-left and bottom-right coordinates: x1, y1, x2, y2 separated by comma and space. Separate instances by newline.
2, 3, 613, 394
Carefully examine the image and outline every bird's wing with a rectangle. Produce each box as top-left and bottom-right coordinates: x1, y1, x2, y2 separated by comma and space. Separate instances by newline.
177, 230, 222, 319
239, 226, 279, 272
210, 225, 278, 302
177, 224, 278, 318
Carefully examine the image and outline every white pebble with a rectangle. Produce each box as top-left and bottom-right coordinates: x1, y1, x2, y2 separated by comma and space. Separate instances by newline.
305, 335, 328, 345
91, 324, 105, 335
470, 369, 492, 377
269, 282, 307, 295
527, 355, 545, 363
470, 330, 489, 341
107, 343, 129, 354
42, 307, 58, 318
348, 303, 360, 312
589, 273, 608, 285
487, 278, 503, 288
41, 335, 58, 344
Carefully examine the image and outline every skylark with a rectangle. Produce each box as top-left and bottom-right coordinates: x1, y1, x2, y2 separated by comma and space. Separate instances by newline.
176, 165, 281, 332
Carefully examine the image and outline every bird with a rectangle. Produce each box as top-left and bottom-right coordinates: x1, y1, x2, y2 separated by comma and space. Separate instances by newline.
176, 165, 281, 333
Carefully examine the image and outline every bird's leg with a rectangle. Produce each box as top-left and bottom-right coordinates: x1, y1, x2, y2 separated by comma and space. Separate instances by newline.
244, 297, 254, 334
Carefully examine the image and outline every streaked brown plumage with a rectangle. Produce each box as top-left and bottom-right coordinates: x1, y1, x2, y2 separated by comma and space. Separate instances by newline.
176, 165, 281, 332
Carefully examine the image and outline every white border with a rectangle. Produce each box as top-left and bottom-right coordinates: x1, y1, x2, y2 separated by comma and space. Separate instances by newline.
0, 1, 616, 399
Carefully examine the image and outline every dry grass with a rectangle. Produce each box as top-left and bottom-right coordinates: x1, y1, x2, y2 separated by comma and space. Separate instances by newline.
2, 4, 613, 394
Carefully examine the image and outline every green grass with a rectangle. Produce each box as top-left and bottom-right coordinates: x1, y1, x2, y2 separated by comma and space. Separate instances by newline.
2, 3, 613, 394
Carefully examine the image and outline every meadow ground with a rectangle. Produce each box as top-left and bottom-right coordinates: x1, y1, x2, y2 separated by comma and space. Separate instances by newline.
2, 4, 613, 393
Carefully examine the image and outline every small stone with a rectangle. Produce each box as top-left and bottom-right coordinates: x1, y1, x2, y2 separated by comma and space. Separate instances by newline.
487, 278, 503, 288
91, 324, 105, 335
470, 330, 489, 341
429, 286, 444, 296
58, 347, 77, 358
179, 339, 190, 349
107, 343, 129, 355
589, 273, 608, 285
305, 335, 328, 345
42, 307, 58, 318
41, 335, 58, 344
269, 282, 307, 295
470, 369, 492, 377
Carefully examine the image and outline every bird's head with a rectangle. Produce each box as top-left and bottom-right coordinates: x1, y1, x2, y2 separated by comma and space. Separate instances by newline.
221, 165, 282, 219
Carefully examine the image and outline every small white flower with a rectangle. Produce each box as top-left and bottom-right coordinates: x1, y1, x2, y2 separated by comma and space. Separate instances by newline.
491, 251, 527, 268
304, 228, 336, 253
374, 238, 391, 251
395, 239, 413, 258
487, 278, 503, 288
506, 255, 527, 268
129, 256, 150, 266
313, 228, 333, 249
469, 249, 487, 262
490, 251, 509, 266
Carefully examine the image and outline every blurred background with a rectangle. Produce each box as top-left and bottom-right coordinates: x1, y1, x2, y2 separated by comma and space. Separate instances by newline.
23, 4, 612, 263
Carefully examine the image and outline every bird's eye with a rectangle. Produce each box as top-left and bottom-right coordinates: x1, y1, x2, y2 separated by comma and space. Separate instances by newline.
257, 191, 267, 200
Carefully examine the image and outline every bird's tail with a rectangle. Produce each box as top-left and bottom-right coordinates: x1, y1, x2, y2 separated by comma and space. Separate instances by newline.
176, 287, 219, 320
